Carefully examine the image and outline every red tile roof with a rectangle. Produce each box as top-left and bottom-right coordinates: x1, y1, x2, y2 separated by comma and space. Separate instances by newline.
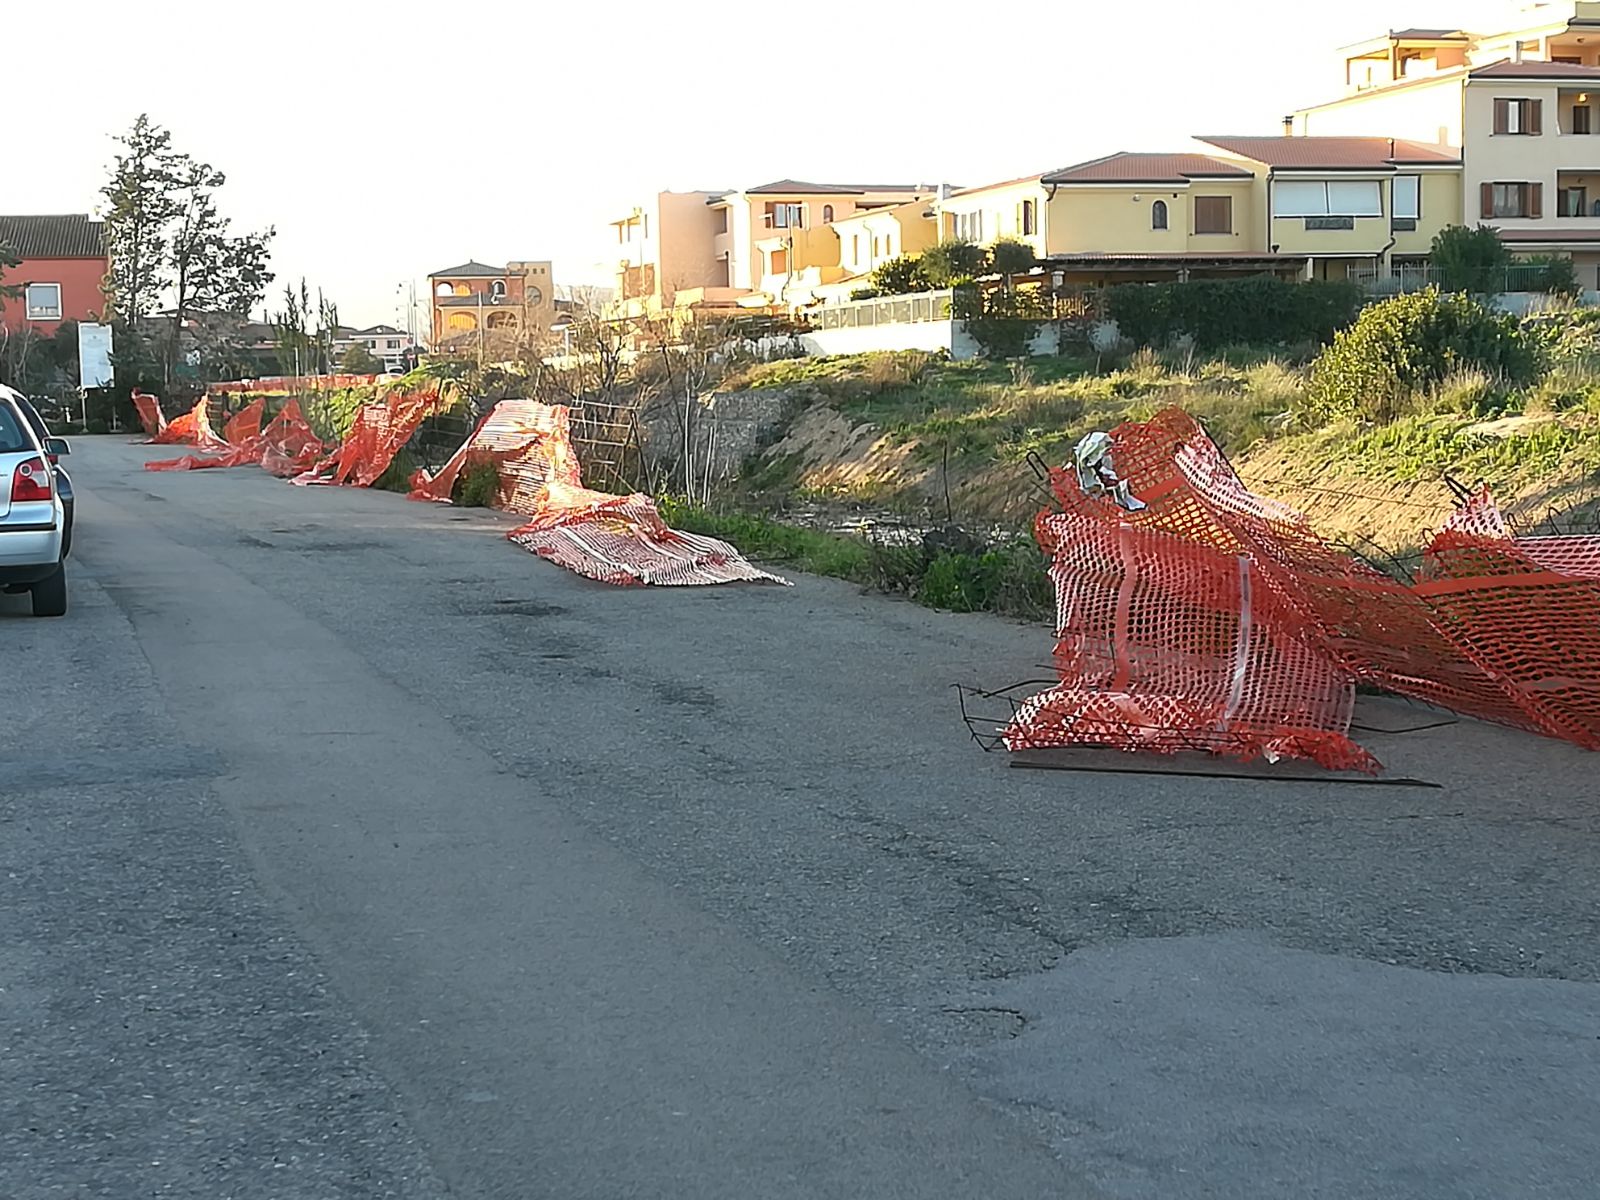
1494, 228, 1600, 244
1470, 59, 1600, 81
1198, 136, 1461, 169
1041, 152, 1252, 185
745, 180, 925, 195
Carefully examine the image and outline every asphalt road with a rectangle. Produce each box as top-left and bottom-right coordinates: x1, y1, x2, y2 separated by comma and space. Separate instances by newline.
4, 435, 1597, 1199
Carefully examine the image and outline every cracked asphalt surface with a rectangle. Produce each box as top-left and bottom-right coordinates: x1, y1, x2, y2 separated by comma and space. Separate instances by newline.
4, 436, 1597, 1198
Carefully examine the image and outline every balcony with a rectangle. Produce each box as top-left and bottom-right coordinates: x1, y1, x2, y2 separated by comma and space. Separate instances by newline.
1556, 171, 1600, 217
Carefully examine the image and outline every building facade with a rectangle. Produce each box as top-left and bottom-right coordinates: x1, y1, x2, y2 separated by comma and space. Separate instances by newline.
427, 260, 556, 346
1293, 3, 1600, 284
0, 214, 109, 334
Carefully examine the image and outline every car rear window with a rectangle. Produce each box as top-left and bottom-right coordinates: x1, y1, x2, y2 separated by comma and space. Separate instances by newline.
0, 404, 33, 454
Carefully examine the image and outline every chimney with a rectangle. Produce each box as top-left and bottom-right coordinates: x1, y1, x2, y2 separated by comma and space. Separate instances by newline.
1283, 114, 1295, 136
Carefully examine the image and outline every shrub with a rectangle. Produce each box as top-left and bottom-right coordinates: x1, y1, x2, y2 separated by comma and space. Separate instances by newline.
1430, 224, 1509, 293
454, 458, 502, 507
1517, 254, 1581, 296
870, 255, 930, 295
1303, 288, 1543, 424
1103, 277, 1362, 350
920, 240, 990, 287
989, 238, 1039, 279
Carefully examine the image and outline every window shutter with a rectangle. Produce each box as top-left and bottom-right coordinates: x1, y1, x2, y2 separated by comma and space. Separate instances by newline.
1530, 182, 1544, 218
1494, 99, 1509, 134
1481, 182, 1495, 218
1530, 99, 1544, 135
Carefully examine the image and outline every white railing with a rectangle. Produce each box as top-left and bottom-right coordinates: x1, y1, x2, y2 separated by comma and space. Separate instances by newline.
815, 289, 954, 330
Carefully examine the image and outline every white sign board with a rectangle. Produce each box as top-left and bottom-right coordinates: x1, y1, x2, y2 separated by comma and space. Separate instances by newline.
78, 322, 114, 389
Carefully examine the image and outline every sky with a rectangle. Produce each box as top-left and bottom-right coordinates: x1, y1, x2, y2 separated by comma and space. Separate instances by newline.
7, 0, 1515, 329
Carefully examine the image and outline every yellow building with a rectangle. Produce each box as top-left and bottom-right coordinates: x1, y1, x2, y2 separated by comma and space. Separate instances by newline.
936, 153, 1308, 283
1195, 136, 1463, 280
1293, 3, 1600, 286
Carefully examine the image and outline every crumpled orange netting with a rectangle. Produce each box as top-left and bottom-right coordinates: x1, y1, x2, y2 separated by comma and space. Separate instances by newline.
146, 397, 222, 447
1004, 407, 1600, 769
292, 386, 447, 488
132, 390, 166, 438
411, 398, 787, 587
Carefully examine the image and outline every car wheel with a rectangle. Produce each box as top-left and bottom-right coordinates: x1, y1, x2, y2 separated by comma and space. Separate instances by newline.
31, 564, 67, 617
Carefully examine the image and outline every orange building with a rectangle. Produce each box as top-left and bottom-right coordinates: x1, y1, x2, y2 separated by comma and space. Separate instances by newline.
427, 259, 556, 347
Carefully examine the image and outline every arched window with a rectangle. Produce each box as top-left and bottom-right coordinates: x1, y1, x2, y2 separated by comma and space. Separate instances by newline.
822, 204, 835, 222
435, 282, 453, 297
1152, 200, 1169, 230
490, 279, 506, 298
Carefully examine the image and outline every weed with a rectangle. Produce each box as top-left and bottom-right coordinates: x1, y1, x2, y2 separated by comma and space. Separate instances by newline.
454, 458, 502, 507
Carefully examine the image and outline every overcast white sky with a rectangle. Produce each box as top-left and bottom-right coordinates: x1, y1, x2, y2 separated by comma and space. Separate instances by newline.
7, 0, 1513, 327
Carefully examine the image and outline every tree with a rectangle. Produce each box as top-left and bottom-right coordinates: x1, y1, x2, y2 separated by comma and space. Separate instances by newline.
102, 114, 182, 325
870, 255, 931, 295
165, 154, 227, 384
1430, 224, 1509, 294
271, 279, 340, 376
989, 238, 1038, 288
0, 239, 20, 303
919, 240, 990, 287
340, 342, 382, 373
210, 228, 276, 317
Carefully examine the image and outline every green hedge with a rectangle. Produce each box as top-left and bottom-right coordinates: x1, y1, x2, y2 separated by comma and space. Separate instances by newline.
1104, 277, 1363, 350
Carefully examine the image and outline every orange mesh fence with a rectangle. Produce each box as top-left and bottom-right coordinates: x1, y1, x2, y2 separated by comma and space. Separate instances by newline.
1006, 509, 1375, 772
145, 398, 267, 471
293, 387, 447, 488
259, 400, 325, 478
210, 374, 381, 395
147, 396, 225, 448
412, 398, 787, 587
1005, 407, 1600, 766
133, 390, 166, 438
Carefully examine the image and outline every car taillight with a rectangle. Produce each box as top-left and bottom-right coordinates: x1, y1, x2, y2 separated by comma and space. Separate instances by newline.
11, 456, 53, 503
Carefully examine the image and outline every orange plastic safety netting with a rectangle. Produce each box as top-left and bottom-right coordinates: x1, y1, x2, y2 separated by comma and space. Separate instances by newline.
293, 386, 448, 488
146, 397, 223, 447
1004, 407, 1600, 767
145, 399, 269, 471
132, 390, 166, 438
411, 398, 787, 587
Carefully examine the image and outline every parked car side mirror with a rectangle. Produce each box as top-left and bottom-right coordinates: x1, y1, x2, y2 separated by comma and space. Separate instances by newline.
43, 437, 70, 458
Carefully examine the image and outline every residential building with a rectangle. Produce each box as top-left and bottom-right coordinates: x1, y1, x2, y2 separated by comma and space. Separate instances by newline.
609, 191, 746, 319
428, 259, 556, 346
708, 180, 929, 302
1194, 136, 1463, 279
935, 154, 1308, 283
330, 324, 416, 369
0, 214, 109, 334
832, 196, 940, 282
1292, 3, 1600, 284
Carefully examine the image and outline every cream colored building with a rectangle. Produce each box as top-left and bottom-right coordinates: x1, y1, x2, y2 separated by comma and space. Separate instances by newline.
609, 191, 750, 320
1293, 4, 1600, 284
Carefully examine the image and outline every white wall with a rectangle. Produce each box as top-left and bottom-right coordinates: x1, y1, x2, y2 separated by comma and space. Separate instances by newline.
799, 319, 1059, 360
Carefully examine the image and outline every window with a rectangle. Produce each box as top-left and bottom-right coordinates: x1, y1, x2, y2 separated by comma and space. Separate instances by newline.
851, 234, 861, 264
24, 283, 61, 320
1020, 199, 1036, 235
490, 279, 506, 298
1272, 180, 1383, 217
769, 248, 788, 275
822, 204, 834, 222
386, 338, 400, 350
1482, 181, 1542, 218
1194, 196, 1233, 234
1493, 97, 1543, 135
1560, 186, 1588, 216
436, 282, 453, 297
642, 215, 649, 238
1392, 175, 1421, 220
1575, 105, 1593, 135
1151, 199, 1168, 230
767, 202, 804, 228
715, 208, 729, 233
954, 210, 984, 241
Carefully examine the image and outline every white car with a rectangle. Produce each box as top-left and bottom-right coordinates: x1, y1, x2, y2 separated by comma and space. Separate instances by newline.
0, 384, 68, 617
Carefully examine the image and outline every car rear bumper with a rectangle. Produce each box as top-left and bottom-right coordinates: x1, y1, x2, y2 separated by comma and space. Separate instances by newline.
0, 524, 64, 581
